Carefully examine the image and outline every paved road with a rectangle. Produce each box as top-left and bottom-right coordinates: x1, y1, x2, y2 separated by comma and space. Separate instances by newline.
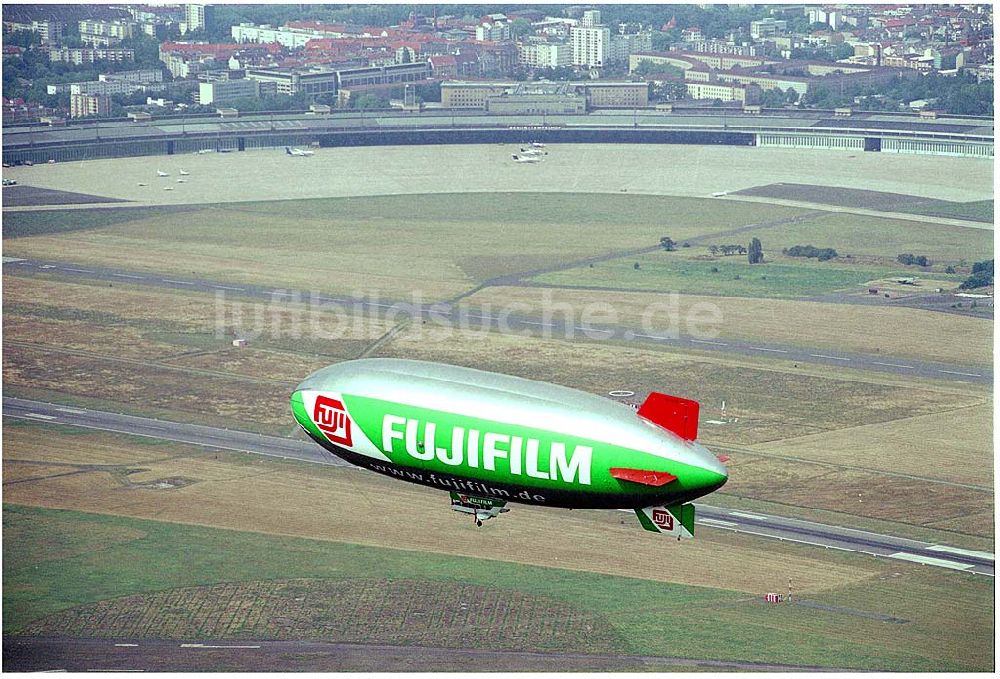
3, 258, 992, 385
4, 396, 993, 577
1, 636, 857, 672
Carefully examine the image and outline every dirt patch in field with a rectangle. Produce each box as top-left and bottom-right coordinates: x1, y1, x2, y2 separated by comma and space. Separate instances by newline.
20, 578, 621, 653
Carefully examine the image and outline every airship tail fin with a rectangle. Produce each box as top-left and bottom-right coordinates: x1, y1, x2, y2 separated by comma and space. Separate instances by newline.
638, 392, 699, 441
635, 503, 695, 538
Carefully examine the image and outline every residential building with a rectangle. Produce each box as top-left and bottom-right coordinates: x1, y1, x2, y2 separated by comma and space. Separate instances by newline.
100, 69, 163, 85
571, 24, 611, 66
70, 93, 111, 118
476, 20, 510, 42
79, 19, 137, 47
185, 4, 213, 34
749, 18, 786, 39
518, 41, 573, 69
49, 47, 134, 65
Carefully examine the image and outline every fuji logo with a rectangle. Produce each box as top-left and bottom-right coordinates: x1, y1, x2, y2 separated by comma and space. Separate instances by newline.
652, 508, 674, 531
313, 395, 353, 447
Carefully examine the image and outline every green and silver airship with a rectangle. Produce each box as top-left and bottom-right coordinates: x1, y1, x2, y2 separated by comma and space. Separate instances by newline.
291, 358, 727, 538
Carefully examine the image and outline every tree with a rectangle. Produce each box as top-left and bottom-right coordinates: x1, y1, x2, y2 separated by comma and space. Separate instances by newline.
660, 236, 676, 251
748, 237, 764, 264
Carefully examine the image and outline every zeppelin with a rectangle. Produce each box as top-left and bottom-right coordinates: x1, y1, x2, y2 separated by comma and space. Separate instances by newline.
291, 358, 728, 538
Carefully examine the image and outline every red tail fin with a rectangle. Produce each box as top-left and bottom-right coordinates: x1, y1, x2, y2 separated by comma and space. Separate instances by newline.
638, 392, 699, 441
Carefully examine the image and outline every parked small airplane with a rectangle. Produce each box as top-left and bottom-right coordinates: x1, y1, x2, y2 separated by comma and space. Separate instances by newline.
179, 169, 190, 176
511, 154, 542, 163
286, 147, 315, 157
156, 170, 170, 177
518, 147, 546, 156
529, 141, 546, 148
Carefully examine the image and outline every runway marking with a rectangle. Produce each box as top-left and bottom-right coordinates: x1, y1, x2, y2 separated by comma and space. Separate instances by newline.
634, 333, 671, 340
112, 273, 145, 279
729, 511, 767, 520
522, 321, 552, 327
888, 552, 973, 571
699, 518, 737, 527
180, 644, 261, 649
162, 279, 194, 286
114, 644, 139, 647
750, 347, 788, 353
213, 285, 245, 291
55, 407, 86, 414
809, 354, 850, 361
937, 369, 982, 377
1, 256, 26, 263
22, 413, 56, 420
872, 361, 915, 369
690, 339, 728, 346
926, 545, 994, 561
64, 268, 95, 274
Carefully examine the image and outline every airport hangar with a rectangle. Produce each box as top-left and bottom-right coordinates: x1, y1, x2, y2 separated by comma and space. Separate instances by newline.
1, 106, 993, 165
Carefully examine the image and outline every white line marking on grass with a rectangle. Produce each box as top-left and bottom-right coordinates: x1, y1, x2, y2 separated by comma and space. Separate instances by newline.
699, 518, 737, 527
926, 545, 994, 561
729, 511, 767, 520
888, 552, 973, 571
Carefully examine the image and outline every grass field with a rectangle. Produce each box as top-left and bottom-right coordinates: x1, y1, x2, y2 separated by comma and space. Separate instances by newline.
697, 210, 994, 263
2, 193, 810, 300
2, 423, 875, 596
533, 252, 945, 298
752, 402, 993, 487
467, 286, 994, 367
4, 503, 993, 671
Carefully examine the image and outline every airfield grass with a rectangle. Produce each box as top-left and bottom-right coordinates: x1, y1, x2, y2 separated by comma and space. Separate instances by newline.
3, 272, 991, 531
752, 402, 993, 488
533, 251, 949, 298
3, 502, 992, 671
697, 210, 994, 263
2, 193, 811, 299
467, 286, 993, 367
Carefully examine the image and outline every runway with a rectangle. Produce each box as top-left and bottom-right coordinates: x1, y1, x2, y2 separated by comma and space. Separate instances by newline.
5, 396, 993, 577
4, 257, 992, 385
1, 636, 858, 672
